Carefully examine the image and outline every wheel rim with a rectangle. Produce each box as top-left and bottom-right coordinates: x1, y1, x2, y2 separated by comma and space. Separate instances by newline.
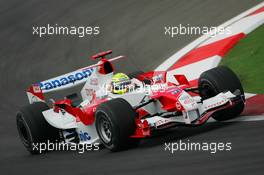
98, 115, 112, 144
17, 116, 30, 147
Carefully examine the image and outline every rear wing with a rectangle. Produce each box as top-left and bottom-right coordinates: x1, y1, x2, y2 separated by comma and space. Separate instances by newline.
26, 50, 124, 104
39, 68, 94, 93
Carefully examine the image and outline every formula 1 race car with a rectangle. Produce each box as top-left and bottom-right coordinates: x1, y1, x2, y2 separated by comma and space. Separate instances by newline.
16, 50, 245, 154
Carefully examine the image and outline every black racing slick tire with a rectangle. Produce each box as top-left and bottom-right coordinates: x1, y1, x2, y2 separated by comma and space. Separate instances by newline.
16, 102, 60, 154
95, 98, 139, 151
198, 66, 245, 121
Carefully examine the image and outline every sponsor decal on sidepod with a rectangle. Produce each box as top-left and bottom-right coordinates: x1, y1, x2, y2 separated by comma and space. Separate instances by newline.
79, 131, 91, 141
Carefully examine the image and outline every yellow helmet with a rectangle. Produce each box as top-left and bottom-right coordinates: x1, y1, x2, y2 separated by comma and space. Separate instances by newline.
111, 73, 131, 94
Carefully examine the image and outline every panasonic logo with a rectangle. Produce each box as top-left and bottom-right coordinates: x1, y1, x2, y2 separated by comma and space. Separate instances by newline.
39, 68, 94, 91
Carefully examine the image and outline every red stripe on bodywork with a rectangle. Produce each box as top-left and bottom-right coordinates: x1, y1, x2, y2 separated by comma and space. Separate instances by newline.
242, 94, 264, 116
189, 79, 198, 87
248, 6, 264, 16
27, 84, 45, 101
169, 33, 245, 71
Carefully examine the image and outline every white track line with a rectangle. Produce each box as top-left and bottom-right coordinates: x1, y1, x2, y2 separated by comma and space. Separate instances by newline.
166, 56, 221, 83
155, 1, 264, 71
208, 115, 264, 123
245, 93, 257, 99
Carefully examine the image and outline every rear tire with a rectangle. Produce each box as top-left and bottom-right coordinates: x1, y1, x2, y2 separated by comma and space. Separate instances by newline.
16, 102, 61, 154
95, 98, 139, 151
198, 66, 245, 121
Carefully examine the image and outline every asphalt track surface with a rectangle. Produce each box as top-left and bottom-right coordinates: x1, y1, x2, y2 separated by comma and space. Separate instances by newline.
1, 0, 263, 174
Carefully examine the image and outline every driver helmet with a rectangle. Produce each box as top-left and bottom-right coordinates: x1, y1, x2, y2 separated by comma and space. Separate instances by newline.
111, 73, 131, 94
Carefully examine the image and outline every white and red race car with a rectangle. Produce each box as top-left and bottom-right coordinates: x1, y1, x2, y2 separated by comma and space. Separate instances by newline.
16, 50, 245, 154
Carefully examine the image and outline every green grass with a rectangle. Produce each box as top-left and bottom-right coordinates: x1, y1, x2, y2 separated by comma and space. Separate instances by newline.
220, 24, 264, 94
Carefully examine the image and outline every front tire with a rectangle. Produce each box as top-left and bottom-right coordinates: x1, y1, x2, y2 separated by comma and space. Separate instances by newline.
16, 102, 61, 154
95, 98, 139, 151
198, 66, 245, 121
